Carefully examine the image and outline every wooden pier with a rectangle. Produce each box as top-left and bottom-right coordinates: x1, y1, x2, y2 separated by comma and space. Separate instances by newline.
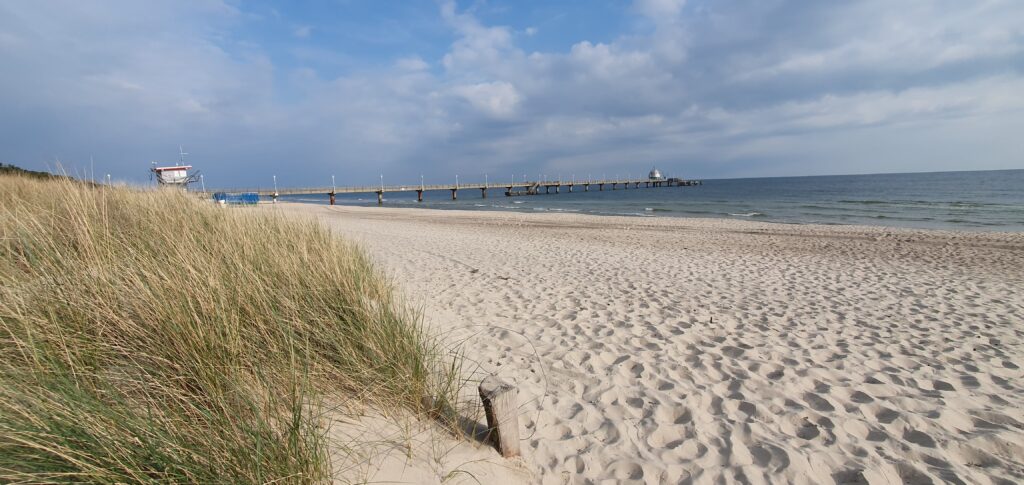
216, 177, 701, 205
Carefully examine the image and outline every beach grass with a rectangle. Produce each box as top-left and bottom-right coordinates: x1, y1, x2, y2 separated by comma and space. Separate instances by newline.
0, 175, 461, 483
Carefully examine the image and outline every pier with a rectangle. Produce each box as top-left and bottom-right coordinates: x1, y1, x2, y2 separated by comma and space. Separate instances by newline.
217, 177, 701, 205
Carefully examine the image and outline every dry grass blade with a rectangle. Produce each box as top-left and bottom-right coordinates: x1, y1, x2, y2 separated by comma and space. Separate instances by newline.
0, 174, 463, 483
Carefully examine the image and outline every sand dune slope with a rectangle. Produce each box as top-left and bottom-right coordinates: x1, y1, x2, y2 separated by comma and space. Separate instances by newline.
282, 204, 1024, 485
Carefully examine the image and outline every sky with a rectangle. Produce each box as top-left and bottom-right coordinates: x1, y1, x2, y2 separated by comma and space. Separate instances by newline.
1, 0, 1022, 187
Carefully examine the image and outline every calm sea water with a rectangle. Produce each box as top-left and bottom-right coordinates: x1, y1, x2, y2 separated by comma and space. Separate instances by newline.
282, 169, 1024, 231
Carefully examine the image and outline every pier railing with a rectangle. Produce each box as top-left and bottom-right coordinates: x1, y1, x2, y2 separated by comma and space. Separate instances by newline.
207, 177, 700, 204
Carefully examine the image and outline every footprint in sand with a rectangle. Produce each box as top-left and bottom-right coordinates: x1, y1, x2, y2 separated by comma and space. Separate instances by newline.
945, 441, 1003, 469
592, 419, 622, 444
803, 392, 835, 412
902, 429, 937, 448
783, 415, 820, 440
654, 404, 693, 425
865, 404, 901, 424
646, 425, 688, 449
605, 460, 644, 481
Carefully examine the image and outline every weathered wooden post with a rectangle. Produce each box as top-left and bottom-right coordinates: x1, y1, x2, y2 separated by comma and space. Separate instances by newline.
479, 376, 521, 458
451, 188, 458, 200
481, 187, 487, 198
376, 191, 383, 205
417, 189, 423, 202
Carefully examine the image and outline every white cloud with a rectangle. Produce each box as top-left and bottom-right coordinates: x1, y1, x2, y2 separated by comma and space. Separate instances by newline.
1, 0, 1022, 184
452, 81, 522, 118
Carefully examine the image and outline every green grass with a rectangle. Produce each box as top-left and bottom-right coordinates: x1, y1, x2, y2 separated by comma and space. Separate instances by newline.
0, 175, 462, 483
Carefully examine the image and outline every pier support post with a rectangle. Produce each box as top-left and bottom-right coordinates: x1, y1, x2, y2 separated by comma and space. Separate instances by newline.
599, 183, 604, 191
479, 376, 521, 458
506, 186, 512, 196
376, 191, 383, 205
584, 184, 589, 192
417, 190, 423, 202
481, 187, 487, 198
272, 193, 279, 204
545, 186, 550, 194
555, 185, 560, 194
329, 192, 336, 205
612, 183, 617, 190
451, 188, 458, 200
568, 185, 573, 193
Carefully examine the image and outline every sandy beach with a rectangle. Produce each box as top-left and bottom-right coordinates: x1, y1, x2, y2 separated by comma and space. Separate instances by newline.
278, 203, 1024, 484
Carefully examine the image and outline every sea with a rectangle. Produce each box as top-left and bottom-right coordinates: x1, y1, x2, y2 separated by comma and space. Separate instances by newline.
282, 169, 1024, 232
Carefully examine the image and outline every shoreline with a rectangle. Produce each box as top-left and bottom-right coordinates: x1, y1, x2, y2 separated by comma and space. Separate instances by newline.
275, 202, 1024, 484
273, 198, 1024, 234
276, 202, 1024, 241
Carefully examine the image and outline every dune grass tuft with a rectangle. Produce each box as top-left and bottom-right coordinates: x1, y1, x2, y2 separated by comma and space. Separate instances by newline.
0, 175, 461, 483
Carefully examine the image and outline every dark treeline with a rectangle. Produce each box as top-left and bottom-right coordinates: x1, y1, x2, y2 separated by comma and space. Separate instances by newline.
0, 164, 58, 179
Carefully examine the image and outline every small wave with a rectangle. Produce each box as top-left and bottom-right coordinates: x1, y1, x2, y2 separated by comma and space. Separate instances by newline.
838, 199, 888, 205
512, 200, 525, 204
729, 212, 764, 217
473, 203, 486, 207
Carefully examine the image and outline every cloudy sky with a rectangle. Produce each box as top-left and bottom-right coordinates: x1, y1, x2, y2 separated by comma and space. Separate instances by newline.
1, 0, 1022, 187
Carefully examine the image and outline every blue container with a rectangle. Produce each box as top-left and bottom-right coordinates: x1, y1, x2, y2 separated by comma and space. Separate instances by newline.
212, 192, 260, 205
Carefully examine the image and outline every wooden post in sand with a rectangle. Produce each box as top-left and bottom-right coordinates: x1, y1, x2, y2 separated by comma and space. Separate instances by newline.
479, 376, 521, 458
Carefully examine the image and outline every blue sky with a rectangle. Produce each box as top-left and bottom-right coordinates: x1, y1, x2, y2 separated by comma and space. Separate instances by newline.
1, 0, 1022, 187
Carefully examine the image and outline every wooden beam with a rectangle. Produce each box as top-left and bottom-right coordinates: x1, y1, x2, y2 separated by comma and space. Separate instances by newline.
479, 376, 521, 458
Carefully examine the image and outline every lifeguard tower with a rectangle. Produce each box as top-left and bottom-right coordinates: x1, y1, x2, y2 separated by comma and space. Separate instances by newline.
151, 147, 200, 188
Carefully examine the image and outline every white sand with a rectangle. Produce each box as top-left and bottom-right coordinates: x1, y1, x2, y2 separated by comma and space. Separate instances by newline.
278, 203, 1024, 484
